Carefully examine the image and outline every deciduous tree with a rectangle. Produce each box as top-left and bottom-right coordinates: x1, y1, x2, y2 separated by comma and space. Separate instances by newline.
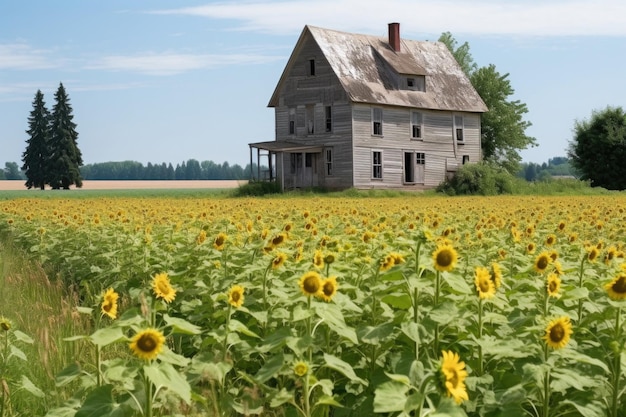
568, 106, 626, 190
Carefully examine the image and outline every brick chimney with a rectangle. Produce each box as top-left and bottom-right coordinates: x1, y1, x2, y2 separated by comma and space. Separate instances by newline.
388, 22, 400, 52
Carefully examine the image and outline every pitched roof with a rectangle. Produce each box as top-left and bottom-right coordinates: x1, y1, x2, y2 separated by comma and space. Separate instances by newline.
269, 25, 488, 113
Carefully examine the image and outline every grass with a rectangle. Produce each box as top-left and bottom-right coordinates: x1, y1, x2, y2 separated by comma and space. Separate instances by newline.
0, 237, 93, 415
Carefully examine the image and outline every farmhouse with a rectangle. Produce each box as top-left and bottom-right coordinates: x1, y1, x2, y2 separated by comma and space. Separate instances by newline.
249, 23, 488, 190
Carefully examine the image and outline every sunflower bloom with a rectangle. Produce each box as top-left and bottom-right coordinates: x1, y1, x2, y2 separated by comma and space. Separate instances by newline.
129, 328, 166, 361
318, 276, 338, 302
213, 232, 228, 250
293, 361, 309, 377
605, 273, 626, 301
101, 288, 119, 319
196, 230, 207, 245
432, 245, 458, 272
587, 247, 599, 263
299, 271, 322, 297
489, 263, 502, 289
0, 317, 11, 332
546, 274, 561, 298
439, 350, 469, 404
152, 272, 176, 303
272, 252, 288, 269
534, 252, 551, 274
313, 250, 324, 269
228, 285, 245, 308
544, 316, 573, 349
475, 267, 496, 299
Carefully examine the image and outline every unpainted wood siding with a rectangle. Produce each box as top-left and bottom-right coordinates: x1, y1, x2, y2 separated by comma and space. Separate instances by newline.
352, 103, 481, 188
272, 33, 354, 189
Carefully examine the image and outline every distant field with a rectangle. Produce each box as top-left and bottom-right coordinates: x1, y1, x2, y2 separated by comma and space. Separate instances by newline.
0, 180, 247, 191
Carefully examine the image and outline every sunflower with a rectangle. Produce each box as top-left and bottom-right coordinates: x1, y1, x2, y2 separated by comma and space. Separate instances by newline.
214, 232, 228, 250
605, 273, 626, 301
432, 245, 458, 272
272, 252, 288, 269
546, 274, 561, 298
545, 234, 557, 246
489, 263, 502, 289
152, 272, 176, 303
379, 254, 395, 272
324, 252, 336, 264
0, 317, 11, 332
196, 230, 207, 245
544, 316, 573, 349
439, 350, 469, 404
587, 247, 599, 263
475, 267, 496, 299
318, 276, 338, 302
270, 232, 287, 248
129, 328, 166, 361
299, 271, 322, 297
228, 285, 245, 308
313, 250, 324, 269
101, 288, 119, 319
534, 252, 551, 274
293, 361, 309, 377
526, 242, 536, 254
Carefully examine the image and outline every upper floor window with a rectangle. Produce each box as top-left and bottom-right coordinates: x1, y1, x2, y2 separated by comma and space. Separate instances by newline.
288, 108, 296, 135
306, 105, 315, 134
372, 108, 383, 136
411, 111, 423, 139
454, 115, 464, 143
308, 58, 316, 76
325, 106, 332, 132
407, 75, 425, 91
372, 150, 383, 179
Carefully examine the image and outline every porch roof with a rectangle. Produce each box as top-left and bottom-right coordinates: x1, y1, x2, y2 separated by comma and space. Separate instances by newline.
249, 140, 323, 153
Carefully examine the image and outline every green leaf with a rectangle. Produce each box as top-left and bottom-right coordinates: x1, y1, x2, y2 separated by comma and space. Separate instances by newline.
373, 381, 409, 413
322, 353, 367, 385
90, 327, 126, 347
9, 345, 27, 361
55, 363, 82, 387
159, 346, 191, 367
381, 293, 412, 309
315, 304, 358, 344
229, 319, 261, 338
76, 306, 94, 315
314, 394, 343, 407
144, 362, 192, 404
401, 321, 420, 343
384, 372, 411, 385
430, 397, 468, 417
20, 375, 44, 398
269, 387, 293, 408
163, 314, 202, 335
560, 399, 605, 417
75, 384, 133, 417
429, 302, 459, 325
13, 330, 33, 344
358, 323, 396, 345
254, 353, 284, 383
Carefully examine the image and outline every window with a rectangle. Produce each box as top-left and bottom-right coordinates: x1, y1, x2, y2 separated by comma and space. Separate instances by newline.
325, 148, 333, 176
290, 153, 302, 174
454, 115, 464, 142
325, 106, 332, 132
372, 151, 383, 179
416, 152, 425, 165
305, 153, 312, 168
407, 75, 425, 91
407, 78, 415, 88
308, 59, 316, 76
372, 108, 383, 136
463, 155, 470, 164
411, 111, 423, 139
289, 108, 296, 135
306, 105, 315, 134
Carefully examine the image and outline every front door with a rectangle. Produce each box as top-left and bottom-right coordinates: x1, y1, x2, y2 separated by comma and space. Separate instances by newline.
290, 152, 319, 188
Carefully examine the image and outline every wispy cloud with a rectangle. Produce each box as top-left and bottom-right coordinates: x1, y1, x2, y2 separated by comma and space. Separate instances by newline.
151, 0, 626, 37
86, 52, 284, 76
0, 43, 61, 70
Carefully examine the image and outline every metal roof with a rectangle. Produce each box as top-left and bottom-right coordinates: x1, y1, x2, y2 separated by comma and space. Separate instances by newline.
269, 25, 488, 113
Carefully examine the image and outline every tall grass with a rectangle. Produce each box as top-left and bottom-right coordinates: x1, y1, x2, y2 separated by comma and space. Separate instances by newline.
0, 238, 92, 415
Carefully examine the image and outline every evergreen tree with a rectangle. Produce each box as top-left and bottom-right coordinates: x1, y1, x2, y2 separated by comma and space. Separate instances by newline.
22, 90, 51, 189
48, 83, 83, 189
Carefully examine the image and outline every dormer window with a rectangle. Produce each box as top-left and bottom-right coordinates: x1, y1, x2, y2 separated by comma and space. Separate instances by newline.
407, 75, 425, 91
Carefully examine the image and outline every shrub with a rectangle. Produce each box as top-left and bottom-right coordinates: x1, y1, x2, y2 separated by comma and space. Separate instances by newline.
232, 180, 281, 196
437, 162, 514, 195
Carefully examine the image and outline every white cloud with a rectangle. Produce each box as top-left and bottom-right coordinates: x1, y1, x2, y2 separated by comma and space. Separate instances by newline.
0, 43, 60, 70
151, 0, 626, 37
87, 52, 284, 76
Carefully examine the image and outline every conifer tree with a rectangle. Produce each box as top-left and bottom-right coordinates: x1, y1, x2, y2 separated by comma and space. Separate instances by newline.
48, 83, 83, 189
22, 90, 51, 189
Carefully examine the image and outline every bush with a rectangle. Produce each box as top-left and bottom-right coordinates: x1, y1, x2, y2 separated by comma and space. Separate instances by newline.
232, 180, 281, 196
437, 162, 514, 195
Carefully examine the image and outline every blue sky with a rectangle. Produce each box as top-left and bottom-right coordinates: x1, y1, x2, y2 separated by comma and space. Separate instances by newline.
1, 0, 625, 168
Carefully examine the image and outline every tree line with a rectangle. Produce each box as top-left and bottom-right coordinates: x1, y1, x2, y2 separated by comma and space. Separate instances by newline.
517, 157, 576, 182
80, 160, 259, 180
21, 83, 83, 189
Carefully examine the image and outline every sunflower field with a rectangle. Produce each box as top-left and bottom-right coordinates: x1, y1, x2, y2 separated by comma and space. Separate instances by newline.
1, 194, 626, 417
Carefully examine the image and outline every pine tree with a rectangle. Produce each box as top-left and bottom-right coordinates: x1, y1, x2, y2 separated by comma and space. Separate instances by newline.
22, 90, 51, 189
48, 83, 83, 189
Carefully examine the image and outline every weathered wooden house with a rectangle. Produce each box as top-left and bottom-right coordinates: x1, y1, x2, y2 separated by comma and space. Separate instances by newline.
249, 23, 487, 190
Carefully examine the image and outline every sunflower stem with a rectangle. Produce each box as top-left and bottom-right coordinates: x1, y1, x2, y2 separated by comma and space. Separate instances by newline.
145, 368, 153, 417
434, 271, 441, 306
542, 344, 550, 417
413, 286, 420, 360
306, 296, 312, 365
576, 256, 586, 322
223, 304, 232, 361
96, 344, 101, 387
478, 298, 484, 376
611, 306, 622, 417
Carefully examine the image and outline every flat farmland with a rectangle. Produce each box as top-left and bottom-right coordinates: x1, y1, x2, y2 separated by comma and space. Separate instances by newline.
0, 179, 247, 191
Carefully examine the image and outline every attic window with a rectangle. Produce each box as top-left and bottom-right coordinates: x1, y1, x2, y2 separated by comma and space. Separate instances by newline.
308, 59, 316, 76
407, 75, 425, 91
